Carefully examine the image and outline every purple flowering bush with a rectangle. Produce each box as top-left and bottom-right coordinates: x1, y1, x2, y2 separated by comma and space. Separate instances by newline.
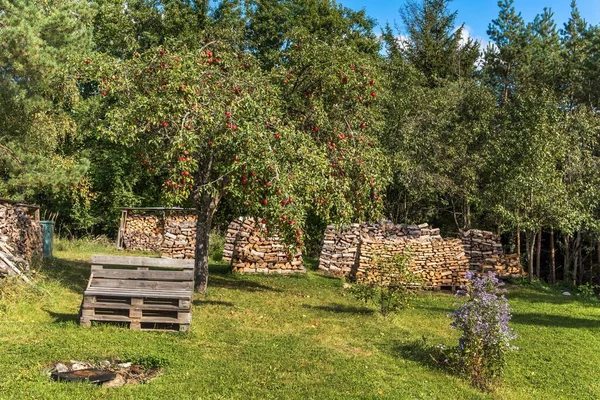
451, 271, 517, 391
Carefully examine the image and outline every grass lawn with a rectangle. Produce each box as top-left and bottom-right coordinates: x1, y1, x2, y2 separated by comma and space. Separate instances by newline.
1, 241, 600, 399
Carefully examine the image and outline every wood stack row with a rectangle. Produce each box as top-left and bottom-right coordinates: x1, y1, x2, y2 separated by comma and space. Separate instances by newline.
0, 201, 42, 269
355, 236, 469, 288
222, 218, 242, 263
476, 254, 525, 278
123, 214, 163, 251
318, 223, 362, 275
160, 214, 196, 259
318, 222, 439, 275
460, 229, 503, 269
228, 217, 304, 274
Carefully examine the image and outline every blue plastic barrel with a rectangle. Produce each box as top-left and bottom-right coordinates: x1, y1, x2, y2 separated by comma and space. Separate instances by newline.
40, 221, 54, 258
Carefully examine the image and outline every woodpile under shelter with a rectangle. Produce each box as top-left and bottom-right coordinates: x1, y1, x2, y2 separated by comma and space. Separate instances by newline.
118, 209, 304, 274
0, 198, 42, 278
117, 207, 196, 259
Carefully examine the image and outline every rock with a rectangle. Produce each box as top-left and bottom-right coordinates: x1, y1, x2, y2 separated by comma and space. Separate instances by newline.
98, 360, 111, 368
70, 360, 91, 371
117, 362, 132, 369
55, 363, 68, 373
103, 374, 126, 388
562, 291, 571, 296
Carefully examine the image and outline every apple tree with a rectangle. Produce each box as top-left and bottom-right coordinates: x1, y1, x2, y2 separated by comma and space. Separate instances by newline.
84, 37, 388, 293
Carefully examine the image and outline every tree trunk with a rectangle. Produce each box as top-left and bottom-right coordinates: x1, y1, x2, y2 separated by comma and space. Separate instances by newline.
536, 228, 542, 279
578, 233, 583, 285
573, 231, 581, 286
517, 230, 521, 261
194, 190, 220, 293
564, 235, 570, 282
526, 231, 535, 283
597, 239, 600, 285
550, 229, 556, 284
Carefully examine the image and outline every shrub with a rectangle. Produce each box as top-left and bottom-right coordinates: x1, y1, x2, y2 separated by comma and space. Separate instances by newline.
578, 282, 599, 300
349, 254, 421, 315
209, 231, 225, 262
451, 271, 517, 391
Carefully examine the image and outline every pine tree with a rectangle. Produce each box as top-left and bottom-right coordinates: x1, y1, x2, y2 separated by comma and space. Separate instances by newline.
399, 0, 479, 85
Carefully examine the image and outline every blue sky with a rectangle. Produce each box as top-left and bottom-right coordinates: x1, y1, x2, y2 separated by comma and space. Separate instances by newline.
338, 0, 600, 45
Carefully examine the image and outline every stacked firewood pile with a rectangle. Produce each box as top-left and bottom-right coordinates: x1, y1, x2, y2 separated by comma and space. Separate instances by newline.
318, 223, 362, 275
460, 229, 524, 277
160, 214, 196, 259
0, 201, 42, 267
460, 229, 503, 269
226, 217, 304, 274
123, 214, 163, 251
318, 222, 439, 275
355, 236, 470, 288
222, 218, 241, 263
476, 254, 525, 278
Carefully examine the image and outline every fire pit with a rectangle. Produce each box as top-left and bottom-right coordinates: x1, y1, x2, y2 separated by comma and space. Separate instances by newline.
51, 369, 117, 384
46, 359, 162, 387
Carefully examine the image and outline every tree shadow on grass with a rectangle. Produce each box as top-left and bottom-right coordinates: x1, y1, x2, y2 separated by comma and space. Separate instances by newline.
45, 309, 80, 324
506, 286, 592, 305
41, 258, 90, 293
209, 275, 282, 293
193, 299, 234, 307
302, 303, 374, 314
379, 338, 451, 373
512, 312, 600, 329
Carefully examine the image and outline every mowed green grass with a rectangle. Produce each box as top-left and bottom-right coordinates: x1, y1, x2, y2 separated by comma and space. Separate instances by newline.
1, 242, 600, 399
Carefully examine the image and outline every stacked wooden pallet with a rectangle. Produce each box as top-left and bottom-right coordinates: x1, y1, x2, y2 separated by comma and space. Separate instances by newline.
460, 229, 503, 269
123, 214, 163, 251
160, 214, 196, 259
80, 255, 194, 332
0, 200, 42, 266
356, 236, 469, 289
229, 217, 304, 274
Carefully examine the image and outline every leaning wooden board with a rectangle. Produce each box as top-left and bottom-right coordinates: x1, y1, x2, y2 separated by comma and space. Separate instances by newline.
80, 255, 195, 332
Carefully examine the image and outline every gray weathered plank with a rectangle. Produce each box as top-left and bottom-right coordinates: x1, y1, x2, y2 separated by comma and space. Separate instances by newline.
84, 287, 192, 299
91, 255, 195, 269
91, 269, 193, 281
89, 278, 193, 290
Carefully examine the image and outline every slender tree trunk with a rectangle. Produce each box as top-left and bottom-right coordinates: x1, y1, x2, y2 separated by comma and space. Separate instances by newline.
573, 231, 581, 286
578, 234, 583, 285
597, 239, 600, 285
564, 235, 570, 282
516, 230, 521, 260
550, 229, 556, 284
526, 231, 535, 283
536, 228, 542, 279
194, 190, 220, 293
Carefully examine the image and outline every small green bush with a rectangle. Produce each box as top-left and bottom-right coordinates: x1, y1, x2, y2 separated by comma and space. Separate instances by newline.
209, 231, 225, 261
348, 254, 422, 315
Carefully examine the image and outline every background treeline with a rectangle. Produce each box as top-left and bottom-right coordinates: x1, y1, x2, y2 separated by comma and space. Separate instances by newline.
1, 0, 599, 285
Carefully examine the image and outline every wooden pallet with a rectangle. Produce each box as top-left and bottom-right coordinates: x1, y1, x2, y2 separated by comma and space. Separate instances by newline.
80, 255, 195, 332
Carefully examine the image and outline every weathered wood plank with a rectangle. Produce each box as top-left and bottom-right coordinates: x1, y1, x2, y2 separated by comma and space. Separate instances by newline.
91, 255, 194, 269
89, 278, 193, 290
91, 269, 193, 281
84, 287, 192, 299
